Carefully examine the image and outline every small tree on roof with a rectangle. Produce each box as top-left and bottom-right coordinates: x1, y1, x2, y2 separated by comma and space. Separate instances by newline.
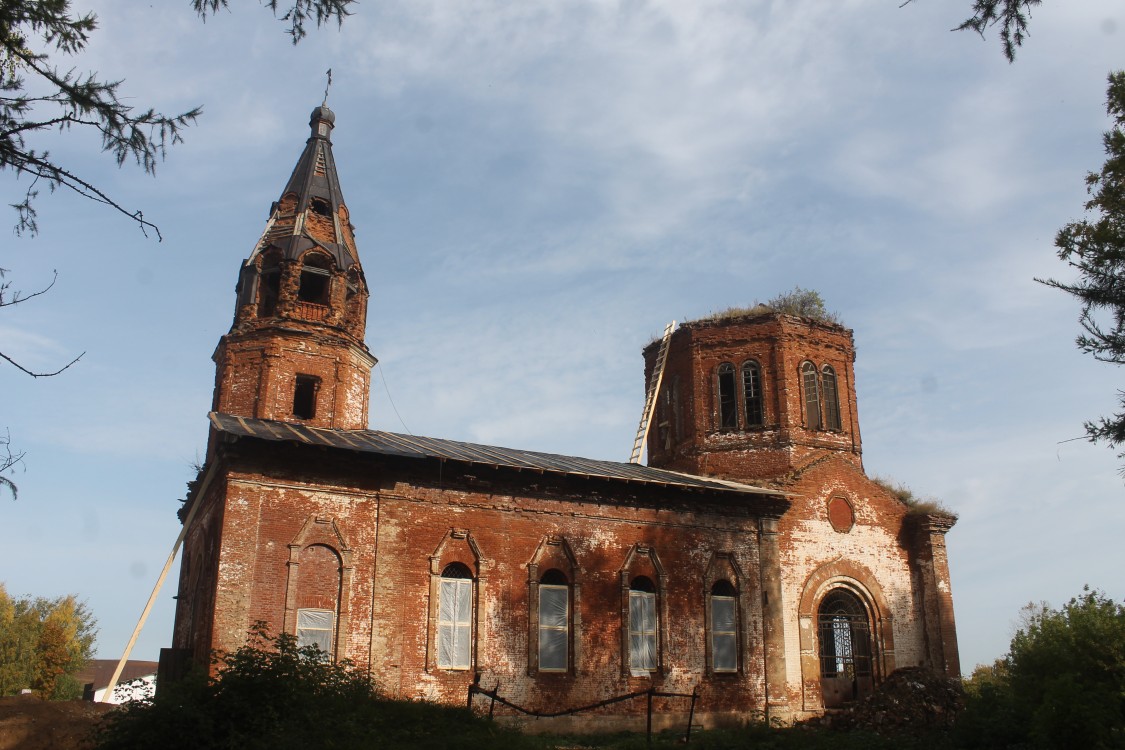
765, 286, 841, 325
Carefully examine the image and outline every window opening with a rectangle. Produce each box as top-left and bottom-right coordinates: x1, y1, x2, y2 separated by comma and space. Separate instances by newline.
310, 197, 331, 218
297, 254, 332, 305
742, 361, 764, 427
818, 588, 874, 706
717, 363, 738, 430
438, 563, 473, 670
710, 580, 737, 672
298, 269, 330, 304
802, 361, 822, 430
296, 608, 334, 660
629, 576, 658, 673
292, 375, 320, 420
257, 255, 281, 318
822, 365, 842, 431
538, 569, 569, 672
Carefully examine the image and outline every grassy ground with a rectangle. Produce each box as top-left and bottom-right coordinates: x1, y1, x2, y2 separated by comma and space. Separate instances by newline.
520, 726, 958, 750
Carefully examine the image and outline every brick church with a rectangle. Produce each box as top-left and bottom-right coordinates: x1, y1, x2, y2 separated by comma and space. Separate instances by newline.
166, 104, 960, 729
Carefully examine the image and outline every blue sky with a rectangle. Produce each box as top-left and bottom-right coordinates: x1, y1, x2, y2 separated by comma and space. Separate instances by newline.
1, 0, 1123, 674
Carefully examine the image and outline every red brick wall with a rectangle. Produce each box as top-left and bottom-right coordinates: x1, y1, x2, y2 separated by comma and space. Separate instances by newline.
180, 446, 784, 727
645, 313, 861, 482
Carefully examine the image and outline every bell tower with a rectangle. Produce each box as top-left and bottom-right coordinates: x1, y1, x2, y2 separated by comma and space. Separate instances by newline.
211, 104, 375, 431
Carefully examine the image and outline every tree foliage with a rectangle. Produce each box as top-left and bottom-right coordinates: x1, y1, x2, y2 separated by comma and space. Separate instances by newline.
957, 587, 1125, 749
95, 624, 534, 750
194, 0, 355, 44
0, 582, 97, 699
954, 0, 1041, 62
0, 0, 200, 237
1039, 73, 1125, 469
0, 0, 354, 237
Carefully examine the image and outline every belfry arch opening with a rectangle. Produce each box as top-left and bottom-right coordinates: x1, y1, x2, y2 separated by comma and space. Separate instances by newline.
257, 251, 282, 318
817, 587, 875, 707
297, 252, 333, 307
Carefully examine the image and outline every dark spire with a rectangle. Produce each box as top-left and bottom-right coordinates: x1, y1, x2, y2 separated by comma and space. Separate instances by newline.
247, 104, 358, 271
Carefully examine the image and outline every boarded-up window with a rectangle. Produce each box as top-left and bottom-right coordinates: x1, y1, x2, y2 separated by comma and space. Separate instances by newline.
822, 365, 841, 430
538, 569, 569, 672
629, 577, 658, 673
296, 608, 334, 659
717, 363, 738, 430
710, 580, 737, 672
438, 563, 473, 670
802, 361, 821, 430
742, 361, 763, 427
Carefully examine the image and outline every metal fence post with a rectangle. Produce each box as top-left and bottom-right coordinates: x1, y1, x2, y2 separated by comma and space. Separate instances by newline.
646, 688, 654, 747
685, 686, 698, 743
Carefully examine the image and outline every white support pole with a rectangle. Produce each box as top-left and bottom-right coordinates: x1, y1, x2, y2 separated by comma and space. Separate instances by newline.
100, 462, 217, 702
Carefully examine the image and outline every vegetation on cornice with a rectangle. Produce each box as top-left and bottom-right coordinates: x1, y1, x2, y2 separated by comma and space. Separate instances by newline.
695, 287, 843, 327
872, 475, 958, 519
646, 287, 843, 349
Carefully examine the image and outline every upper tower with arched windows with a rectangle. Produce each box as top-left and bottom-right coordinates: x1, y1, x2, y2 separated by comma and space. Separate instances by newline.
642, 308, 860, 482
211, 105, 375, 432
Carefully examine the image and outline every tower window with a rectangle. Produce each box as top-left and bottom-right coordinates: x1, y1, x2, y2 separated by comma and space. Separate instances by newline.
822, 365, 842, 431
717, 363, 738, 430
802, 361, 821, 430
297, 253, 333, 305
310, 197, 331, 217
293, 375, 320, 420
298, 268, 330, 304
742, 361, 764, 427
257, 253, 282, 318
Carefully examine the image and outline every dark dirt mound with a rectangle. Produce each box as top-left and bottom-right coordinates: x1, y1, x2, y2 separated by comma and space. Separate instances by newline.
805, 666, 965, 735
0, 694, 115, 750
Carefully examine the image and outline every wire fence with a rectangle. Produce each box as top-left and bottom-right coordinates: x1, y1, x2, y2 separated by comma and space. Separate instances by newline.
467, 679, 700, 745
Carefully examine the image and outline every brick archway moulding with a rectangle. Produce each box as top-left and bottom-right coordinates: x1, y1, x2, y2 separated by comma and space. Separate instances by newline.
796, 559, 896, 712
282, 515, 355, 663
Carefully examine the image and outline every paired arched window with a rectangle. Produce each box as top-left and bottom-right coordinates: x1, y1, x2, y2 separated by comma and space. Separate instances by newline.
537, 569, 570, 672
628, 576, 659, 673
821, 365, 841, 430
716, 360, 765, 431
717, 364, 738, 430
742, 361, 764, 427
802, 361, 842, 431
437, 563, 474, 670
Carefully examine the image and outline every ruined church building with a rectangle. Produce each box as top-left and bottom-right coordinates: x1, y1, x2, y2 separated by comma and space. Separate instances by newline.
166, 105, 959, 730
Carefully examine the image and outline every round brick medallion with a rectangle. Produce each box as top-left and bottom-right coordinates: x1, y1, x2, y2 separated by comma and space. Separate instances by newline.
827, 496, 855, 533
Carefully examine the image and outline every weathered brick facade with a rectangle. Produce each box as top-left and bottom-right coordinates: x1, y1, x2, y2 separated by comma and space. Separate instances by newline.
167, 106, 959, 730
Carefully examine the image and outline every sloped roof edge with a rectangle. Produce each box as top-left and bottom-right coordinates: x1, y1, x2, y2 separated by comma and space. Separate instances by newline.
209, 412, 786, 499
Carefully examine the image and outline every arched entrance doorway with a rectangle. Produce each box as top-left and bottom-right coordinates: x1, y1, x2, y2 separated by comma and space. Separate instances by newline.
817, 588, 874, 707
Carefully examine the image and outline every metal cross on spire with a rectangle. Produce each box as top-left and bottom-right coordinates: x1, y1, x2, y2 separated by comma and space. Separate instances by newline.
323, 68, 333, 105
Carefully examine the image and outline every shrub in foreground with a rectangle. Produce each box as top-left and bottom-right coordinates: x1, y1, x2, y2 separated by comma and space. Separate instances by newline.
94, 625, 533, 750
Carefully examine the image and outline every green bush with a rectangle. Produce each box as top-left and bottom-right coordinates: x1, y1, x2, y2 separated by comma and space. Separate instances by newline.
956, 587, 1125, 749
95, 625, 534, 750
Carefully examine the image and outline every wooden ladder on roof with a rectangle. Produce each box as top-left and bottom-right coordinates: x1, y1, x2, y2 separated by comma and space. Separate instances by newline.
629, 321, 676, 464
